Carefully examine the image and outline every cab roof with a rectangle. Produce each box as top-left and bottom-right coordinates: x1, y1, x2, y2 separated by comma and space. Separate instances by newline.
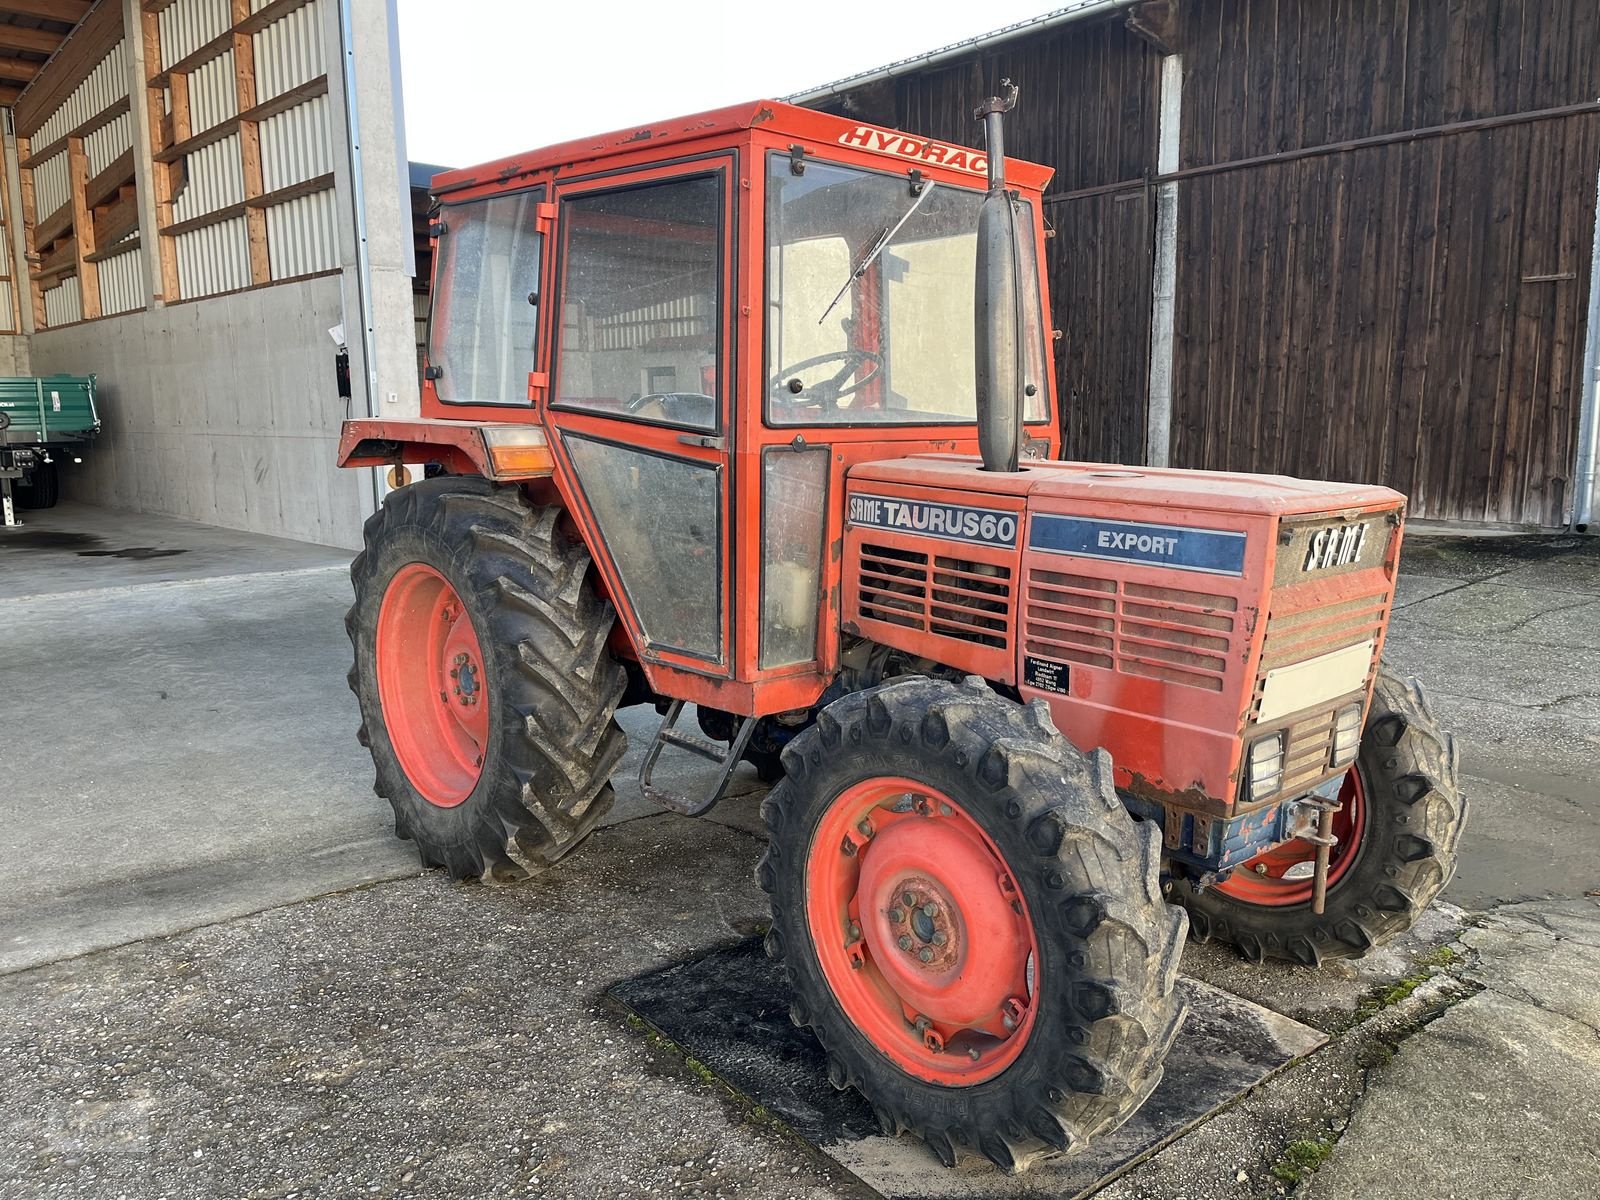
430, 99, 1055, 198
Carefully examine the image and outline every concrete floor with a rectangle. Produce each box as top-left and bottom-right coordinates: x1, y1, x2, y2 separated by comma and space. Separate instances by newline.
2, 504, 1598, 1198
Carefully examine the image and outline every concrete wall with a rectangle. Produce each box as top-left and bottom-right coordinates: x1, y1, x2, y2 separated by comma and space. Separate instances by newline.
30, 274, 369, 548
0, 334, 30, 375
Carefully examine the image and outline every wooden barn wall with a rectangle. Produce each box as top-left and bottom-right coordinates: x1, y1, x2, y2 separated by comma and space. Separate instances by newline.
819, 0, 1600, 525
1175, 115, 1600, 524
822, 18, 1164, 465
1173, 0, 1600, 525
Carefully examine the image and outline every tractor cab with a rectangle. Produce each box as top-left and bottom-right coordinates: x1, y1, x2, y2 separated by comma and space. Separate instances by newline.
343, 101, 1060, 717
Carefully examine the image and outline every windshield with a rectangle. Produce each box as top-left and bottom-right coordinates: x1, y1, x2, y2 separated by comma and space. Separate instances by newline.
766, 154, 1049, 426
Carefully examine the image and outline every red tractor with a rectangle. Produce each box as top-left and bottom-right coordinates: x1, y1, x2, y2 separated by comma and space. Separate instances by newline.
338, 91, 1465, 1172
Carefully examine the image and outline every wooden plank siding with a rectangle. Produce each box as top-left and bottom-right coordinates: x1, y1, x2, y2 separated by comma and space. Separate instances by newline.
812, 0, 1600, 526
1171, 0, 1600, 525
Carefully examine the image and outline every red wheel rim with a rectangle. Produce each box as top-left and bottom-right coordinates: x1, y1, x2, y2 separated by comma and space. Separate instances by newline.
1214, 768, 1367, 906
375, 563, 490, 807
805, 777, 1039, 1085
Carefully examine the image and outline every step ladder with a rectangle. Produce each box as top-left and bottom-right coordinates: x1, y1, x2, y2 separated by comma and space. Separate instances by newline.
638, 699, 758, 817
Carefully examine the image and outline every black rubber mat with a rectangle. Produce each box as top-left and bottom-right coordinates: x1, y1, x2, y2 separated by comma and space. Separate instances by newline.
611, 937, 1325, 1199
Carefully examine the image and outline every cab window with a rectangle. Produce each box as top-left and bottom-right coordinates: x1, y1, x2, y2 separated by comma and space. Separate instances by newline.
553, 175, 722, 432
429, 190, 543, 406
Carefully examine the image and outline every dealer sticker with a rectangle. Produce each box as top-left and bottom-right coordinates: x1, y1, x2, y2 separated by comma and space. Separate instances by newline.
1023, 656, 1070, 695
847, 493, 1019, 548
1031, 515, 1247, 576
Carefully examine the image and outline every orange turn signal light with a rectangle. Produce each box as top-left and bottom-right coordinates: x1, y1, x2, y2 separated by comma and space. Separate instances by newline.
481, 426, 555, 478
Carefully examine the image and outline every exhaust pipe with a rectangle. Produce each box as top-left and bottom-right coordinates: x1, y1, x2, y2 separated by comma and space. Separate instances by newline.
974, 80, 1023, 473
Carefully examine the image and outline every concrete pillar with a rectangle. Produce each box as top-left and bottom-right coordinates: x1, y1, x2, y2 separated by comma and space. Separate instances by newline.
2, 125, 36, 342
121, 0, 163, 310
326, 0, 418, 428
1144, 53, 1182, 470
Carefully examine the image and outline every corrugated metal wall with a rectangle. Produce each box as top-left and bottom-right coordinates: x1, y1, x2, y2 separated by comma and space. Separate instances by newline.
43, 275, 81, 327
19, 0, 341, 317
25, 34, 135, 328
32, 41, 130, 150
266, 188, 338, 279
188, 49, 239, 132
83, 111, 133, 177
156, 0, 232, 68
99, 246, 146, 316
176, 215, 252, 297
33, 152, 71, 219
167, 0, 338, 296
254, 0, 325, 98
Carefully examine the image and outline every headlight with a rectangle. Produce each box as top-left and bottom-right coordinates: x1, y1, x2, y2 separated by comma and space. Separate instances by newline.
1332, 702, 1363, 767
1247, 732, 1284, 800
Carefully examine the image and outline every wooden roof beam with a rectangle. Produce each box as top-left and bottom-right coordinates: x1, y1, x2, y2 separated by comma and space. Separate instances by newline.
0, 2, 91, 20
0, 25, 67, 56
0, 56, 40, 84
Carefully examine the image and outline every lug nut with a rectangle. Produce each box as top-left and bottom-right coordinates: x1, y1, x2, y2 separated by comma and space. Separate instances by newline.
1255, 863, 1269, 875
967, 1047, 981, 1061
857, 819, 874, 838
917, 948, 934, 963
897, 935, 912, 951
888, 908, 904, 923
922, 901, 938, 917
848, 921, 861, 939
450, 667, 459, 679
901, 891, 915, 907
933, 931, 948, 946
939, 803, 954, 816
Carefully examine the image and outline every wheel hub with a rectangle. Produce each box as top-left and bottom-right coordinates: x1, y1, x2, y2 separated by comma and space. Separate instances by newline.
807, 778, 1038, 1084
375, 563, 491, 808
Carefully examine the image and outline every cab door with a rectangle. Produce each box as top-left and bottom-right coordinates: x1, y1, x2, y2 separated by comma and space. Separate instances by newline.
541, 157, 737, 679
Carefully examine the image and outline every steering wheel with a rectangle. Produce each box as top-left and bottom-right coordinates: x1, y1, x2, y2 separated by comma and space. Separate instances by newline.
769, 349, 884, 410
626, 392, 717, 426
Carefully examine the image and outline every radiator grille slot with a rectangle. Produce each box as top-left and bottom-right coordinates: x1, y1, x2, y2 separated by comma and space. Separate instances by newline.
858, 543, 1012, 650
1250, 585, 1391, 720
1280, 706, 1342, 796
1261, 590, 1390, 671
1024, 568, 1237, 690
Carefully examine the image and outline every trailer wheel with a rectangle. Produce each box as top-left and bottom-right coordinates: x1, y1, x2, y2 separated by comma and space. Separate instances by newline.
1172, 670, 1466, 965
17, 461, 59, 508
758, 676, 1187, 1173
348, 476, 627, 881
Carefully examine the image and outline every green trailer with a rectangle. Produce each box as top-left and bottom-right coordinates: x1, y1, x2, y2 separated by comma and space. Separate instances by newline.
0, 374, 99, 525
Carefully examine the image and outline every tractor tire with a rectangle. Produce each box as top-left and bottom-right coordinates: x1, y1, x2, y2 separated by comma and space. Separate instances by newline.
347, 476, 627, 882
758, 675, 1187, 1173
1172, 670, 1467, 965
17, 461, 59, 508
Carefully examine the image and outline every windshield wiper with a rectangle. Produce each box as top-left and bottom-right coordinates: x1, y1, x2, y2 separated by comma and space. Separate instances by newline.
816, 182, 937, 326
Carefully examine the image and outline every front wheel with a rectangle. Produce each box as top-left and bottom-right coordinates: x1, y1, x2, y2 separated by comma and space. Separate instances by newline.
1172, 670, 1467, 965
758, 676, 1187, 1173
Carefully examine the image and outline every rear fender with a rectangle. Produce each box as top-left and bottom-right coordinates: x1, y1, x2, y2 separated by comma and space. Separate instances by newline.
338, 417, 553, 481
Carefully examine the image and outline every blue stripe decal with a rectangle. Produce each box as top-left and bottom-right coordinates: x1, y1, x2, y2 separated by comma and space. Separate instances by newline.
1030, 515, 1247, 576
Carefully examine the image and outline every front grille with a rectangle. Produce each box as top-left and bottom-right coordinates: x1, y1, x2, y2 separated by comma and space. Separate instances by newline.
857, 543, 1011, 650
1250, 584, 1389, 718
1023, 568, 1237, 692
1260, 591, 1389, 671
1279, 705, 1343, 796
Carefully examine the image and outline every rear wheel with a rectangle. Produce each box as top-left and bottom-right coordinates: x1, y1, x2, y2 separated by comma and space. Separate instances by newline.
758, 676, 1187, 1172
348, 476, 627, 881
17, 461, 59, 508
1172, 670, 1466, 964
